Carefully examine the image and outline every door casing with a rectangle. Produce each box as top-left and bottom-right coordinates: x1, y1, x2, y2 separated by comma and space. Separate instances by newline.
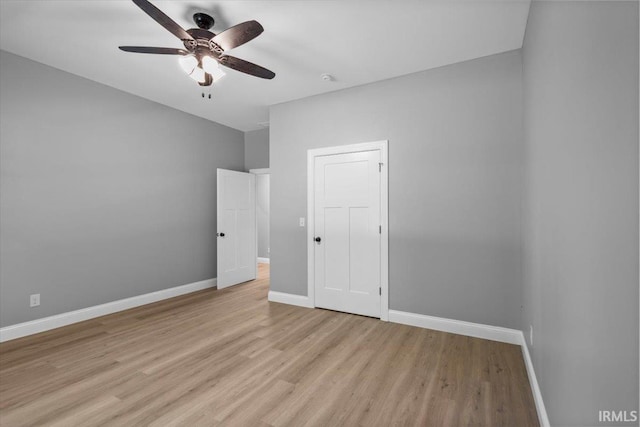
306, 140, 389, 321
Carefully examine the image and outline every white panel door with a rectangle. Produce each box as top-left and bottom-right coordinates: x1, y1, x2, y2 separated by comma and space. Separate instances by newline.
314, 150, 381, 317
217, 169, 256, 289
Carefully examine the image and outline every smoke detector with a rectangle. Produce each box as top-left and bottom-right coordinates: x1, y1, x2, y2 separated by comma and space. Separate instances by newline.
321, 73, 334, 82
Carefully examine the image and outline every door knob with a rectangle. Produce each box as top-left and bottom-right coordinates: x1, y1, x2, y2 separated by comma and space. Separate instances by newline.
315, 236, 321, 243
218, 232, 225, 237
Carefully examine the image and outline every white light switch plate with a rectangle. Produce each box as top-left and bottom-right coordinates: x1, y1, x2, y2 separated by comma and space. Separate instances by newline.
30, 294, 40, 307
299, 217, 305, 227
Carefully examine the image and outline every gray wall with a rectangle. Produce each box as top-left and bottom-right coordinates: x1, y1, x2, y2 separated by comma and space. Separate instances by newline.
244, 128, 269, 171
521, 2, 639, 426
256, 174, 270, 259
0, 51, 244, 327
270, 50, 524, 329
244, 128, 270, 260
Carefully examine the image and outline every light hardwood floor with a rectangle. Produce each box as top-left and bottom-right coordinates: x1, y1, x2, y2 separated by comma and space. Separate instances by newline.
0, 264, 538, 426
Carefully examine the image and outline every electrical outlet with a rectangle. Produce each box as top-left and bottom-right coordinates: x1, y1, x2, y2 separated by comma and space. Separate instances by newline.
299, 217, 305, 227
529, 325, 533, 347
30, 294, 40, 308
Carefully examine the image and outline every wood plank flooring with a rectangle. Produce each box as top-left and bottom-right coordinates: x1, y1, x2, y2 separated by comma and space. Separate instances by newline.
0, 264, 539, 426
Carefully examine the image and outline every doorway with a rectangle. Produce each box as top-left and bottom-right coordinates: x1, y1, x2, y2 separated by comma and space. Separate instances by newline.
250, 168, 270, 281
307, 141, 389, 320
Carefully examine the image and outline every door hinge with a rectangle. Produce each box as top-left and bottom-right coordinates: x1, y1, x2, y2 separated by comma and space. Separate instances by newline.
379, 225, 382, 234
378, 162, 383, 172
379, 287, 382, 295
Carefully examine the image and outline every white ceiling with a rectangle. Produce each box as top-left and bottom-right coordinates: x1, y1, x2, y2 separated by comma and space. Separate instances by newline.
0, 1, 530, 131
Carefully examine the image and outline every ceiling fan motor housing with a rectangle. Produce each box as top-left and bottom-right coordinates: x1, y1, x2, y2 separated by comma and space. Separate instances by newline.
184, 28, 223, 56
193, 13, 215, 30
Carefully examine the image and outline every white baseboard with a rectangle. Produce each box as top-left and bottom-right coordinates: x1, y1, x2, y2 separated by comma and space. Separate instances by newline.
0, 278, 216, 343
388, 309, 522, 345
267, 291, 313, 308
257, 257, 270, 264
519, 333, 550, 427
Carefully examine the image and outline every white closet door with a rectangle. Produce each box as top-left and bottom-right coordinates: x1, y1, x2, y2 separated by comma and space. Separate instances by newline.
313, 150, 381, 317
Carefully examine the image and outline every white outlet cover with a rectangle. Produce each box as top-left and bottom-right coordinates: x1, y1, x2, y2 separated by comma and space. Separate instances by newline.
299, 217, 305, 227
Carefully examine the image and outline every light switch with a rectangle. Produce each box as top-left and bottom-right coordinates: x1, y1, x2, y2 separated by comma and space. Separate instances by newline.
299, 217, 305, 227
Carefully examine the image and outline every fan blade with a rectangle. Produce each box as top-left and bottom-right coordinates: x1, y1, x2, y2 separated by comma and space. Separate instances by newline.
219, 55, 275, 79
119, 46, 189, 55
132, 0, 194, 41
211, 20, 264, 51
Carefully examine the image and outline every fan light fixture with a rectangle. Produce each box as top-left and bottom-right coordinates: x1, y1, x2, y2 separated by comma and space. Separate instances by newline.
178, 55, 224, 84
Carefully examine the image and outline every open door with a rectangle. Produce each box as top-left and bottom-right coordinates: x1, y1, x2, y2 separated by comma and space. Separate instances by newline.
217, 169, 256, 289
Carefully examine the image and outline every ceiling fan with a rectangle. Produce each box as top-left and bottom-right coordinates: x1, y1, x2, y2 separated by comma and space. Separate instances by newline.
119, 0, 275, 86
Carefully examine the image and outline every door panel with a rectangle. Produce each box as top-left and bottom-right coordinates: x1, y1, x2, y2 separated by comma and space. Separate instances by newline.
222, 209, 237, 272
349, 206, 375, 294
217, 169, 256, 289
314, 150, 381, 317
323, 207, 349, 291
237, 209, 253, 268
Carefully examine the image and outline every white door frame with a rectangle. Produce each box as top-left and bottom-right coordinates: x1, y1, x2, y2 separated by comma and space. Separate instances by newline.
307, 140, 389, 321
250, 168, 270, 265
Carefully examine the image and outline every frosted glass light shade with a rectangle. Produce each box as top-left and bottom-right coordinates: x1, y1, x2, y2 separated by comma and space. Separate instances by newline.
202, 56, 226, 80
178, 55, 198, 74
189, 66, 206, 83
